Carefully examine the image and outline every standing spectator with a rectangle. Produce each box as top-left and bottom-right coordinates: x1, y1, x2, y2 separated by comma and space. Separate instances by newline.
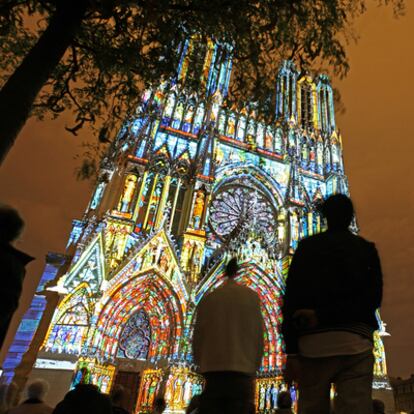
0, 205, 34, 348
282, 194, 383, 414
193, 258, 264, 414
110, 385, 129, 414
0, 382, 18, 414
275, 391, 294, 414
8, 379, 53, 414
53, 383, 112, 414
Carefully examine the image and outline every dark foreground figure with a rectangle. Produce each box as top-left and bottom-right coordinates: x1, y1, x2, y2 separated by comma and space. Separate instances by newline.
193, 258, 264, 414
275, 391, 294, 414
53, 384, 112, 414
0, 206, 33, 348
282, 194, 383, 414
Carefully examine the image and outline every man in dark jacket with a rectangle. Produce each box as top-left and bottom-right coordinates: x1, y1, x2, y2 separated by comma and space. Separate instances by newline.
0, 206, 33, 348
282, 194, 383, 414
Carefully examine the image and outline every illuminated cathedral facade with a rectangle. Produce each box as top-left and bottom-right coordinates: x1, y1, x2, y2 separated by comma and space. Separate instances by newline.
2, 39, 390, 412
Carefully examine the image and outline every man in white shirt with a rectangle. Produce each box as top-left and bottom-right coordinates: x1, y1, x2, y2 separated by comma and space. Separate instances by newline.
193, 258, 264, 414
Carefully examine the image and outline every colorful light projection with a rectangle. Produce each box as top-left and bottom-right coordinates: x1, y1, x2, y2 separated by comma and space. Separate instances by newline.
43, 284, 92, 355
86, 269, 186, 364
4, 36, 391, 414
256, 378, 298, 413
72, 358, 115, 394
117, 309, 151, 360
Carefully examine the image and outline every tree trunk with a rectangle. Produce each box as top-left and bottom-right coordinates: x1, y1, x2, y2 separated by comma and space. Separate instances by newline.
0, 1, 88, 164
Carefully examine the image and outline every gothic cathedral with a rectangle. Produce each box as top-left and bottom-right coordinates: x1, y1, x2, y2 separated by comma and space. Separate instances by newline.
2, 38, 390, 413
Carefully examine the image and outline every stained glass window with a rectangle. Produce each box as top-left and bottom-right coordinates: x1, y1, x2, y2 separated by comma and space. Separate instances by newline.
118, 309, 151, 360
209, 184, 276, 242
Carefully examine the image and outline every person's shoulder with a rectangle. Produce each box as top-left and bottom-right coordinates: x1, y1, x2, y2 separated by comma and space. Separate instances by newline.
351, 233, 378, 252
297, 232, 327, 250
236, 283, 261, 301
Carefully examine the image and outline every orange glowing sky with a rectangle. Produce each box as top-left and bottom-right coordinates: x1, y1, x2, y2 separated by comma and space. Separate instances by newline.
0, 2, 413, 377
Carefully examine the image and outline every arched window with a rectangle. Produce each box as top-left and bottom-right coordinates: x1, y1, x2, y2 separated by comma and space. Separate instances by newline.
325, 146, 332, 173
118, 174, 138, 213
276, 62, 297, 120
90, 182, 106, 210
182, 102, 195, 132
301, 137, 309, 168
309, 139, 316, 171
168, 178, 187, 236
264, 127, 274, 150
299, 79, 316, 131
172, 99, 184, 129
226, 113, 236, 138
274, 128, 283, 153
44, 303, 89, 355
192, 103, 205, 135
256, 123, 264, 148
135, 173, 154, 233
236, 115, 246, 141
162, 93, 176, 126
316, 139, 324, 175
317, 77, 336, 132
246, 118, 256, 145
331, 140, 341, 172
218, 110, 227, 135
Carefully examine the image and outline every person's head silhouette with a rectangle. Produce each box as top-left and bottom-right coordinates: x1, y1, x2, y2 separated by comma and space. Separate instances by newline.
0, 205, 24, 244
321, 194, 354, 230
277, 390, 292, 409
225, 257, 239, 279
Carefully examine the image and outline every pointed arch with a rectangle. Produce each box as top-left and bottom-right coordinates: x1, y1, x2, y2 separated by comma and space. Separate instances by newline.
276, 61, 298, 121
316, 75, 336, 132
87, 268, 186, 364
297, 75, 318, 131
43, 283, 93, 355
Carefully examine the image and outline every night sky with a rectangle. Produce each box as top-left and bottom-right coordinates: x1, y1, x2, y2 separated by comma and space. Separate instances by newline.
0, 2, 412, 377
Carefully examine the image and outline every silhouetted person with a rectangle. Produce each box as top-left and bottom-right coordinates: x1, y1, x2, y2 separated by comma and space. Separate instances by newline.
282, 194, 383, 414
53, 384, 112, 414
0, 206, 34, 348
372, 398, 385, 414
185, 394, 201, 414
8, 379, 53, 414
110, 385, 129, 414
151, 397, 166, 414
275, 391, 294, 414
0, 382, 18, 414
193, 258, 264, 414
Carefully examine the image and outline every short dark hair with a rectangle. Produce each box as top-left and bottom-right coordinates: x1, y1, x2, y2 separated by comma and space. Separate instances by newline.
320, 194, 354, 230
225, 257, 239, 278
0, 205, 24, 243
277, 391, 292, 409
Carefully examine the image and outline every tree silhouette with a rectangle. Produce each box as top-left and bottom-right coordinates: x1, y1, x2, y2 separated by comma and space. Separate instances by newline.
0, 0, 404, 164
